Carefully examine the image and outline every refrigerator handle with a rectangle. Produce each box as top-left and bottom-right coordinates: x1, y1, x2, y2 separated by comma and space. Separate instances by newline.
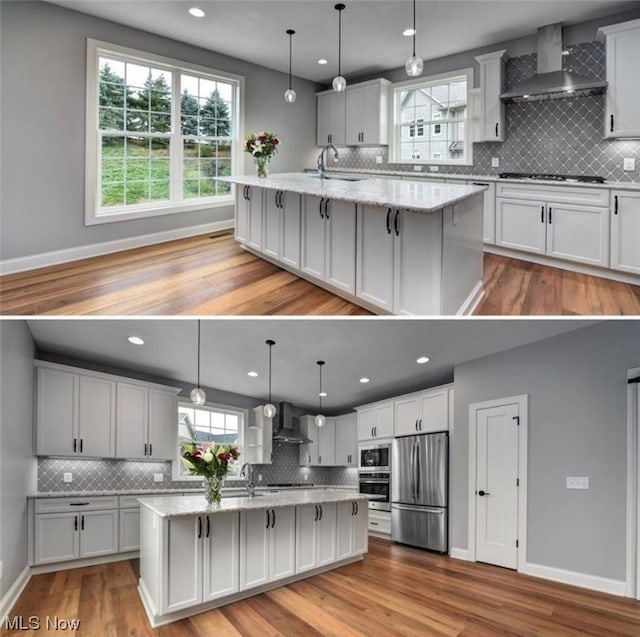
411, 440, 417, 500
415, 438, 421, 500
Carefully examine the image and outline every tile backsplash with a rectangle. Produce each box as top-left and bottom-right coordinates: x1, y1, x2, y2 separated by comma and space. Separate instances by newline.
38, 442, 358, 493
331, 41, 640, 182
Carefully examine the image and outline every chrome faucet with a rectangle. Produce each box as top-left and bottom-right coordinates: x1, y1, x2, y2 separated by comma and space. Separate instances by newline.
317, 144, 339, 179
240, 462, 256, 497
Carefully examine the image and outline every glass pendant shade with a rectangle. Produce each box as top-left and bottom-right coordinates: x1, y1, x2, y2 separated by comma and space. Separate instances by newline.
264, 339, 276, 419
405, 55, 424, 77
332, 76, 347, 92
284, 88, 297, 103
190, 386, 206, 406
315, 414, 326, 428
263, 402, 277, 418
284, 29, 296, 104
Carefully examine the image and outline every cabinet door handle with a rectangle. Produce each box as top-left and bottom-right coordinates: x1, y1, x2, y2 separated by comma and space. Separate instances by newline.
370, 426, 374, 437
79, 439, 83, 453
271, 509, 276, 528
246, 186, 251, 201
614, 195, 619, 215
266, 510, 271, 528
149, 443, 152, 457
144, 443, 148, 456
386, 208, 392, 234
351, 502, 354, 515
73, 438, 77, 453
610, 114, 614, 133
419, 419, 423, 431
319, 197, 325, 219
495, 122, 499, 137
324, 199, 330, 219
548, 207, 552, 224
415, 419, 418, 431
206, 515, 210, 538
81, 515, 85, 530
394, 210, 400, 236
314, 505, 319, 521
74, 515, 78, 531
319, 455, 322, 464
69, 502, 90, 506
355, 501, 358, 515
361, 132, 365, 143
198, 516, 202, 538
319, 505, 323, 521
328, 134, 332, 144
541, 205, 545, 223
472, 182, 489, 186
308, 453, 311, 464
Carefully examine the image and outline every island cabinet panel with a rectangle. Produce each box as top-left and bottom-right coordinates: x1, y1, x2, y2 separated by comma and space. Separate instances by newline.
203, 512, 240, 601
337, 500, 369, 560
295, 503, 337, 573
268, 506, 296, 582
248, 188, 265, 251
239, 509, 270, 590
263, 188, 283, 259
301, 195, 327, 279
281, 192, 301, 270
235, 187, 249, 243
316, 502, 337, 567
166, 516, 203, 612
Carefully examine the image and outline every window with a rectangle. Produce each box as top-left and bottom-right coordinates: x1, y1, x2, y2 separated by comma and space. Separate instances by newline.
391, 68, 472, 165
174, 401, 246, 480
86, 40, 243, 225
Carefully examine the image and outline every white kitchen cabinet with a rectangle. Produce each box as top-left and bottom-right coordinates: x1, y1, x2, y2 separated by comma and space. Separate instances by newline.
475, 50, 507, 142
334, 413, 357, 467
80, 510, 119, 558
611, 190, 640, 274
598, 19, 640, 139
317, 418, 336, 466
119, 508, 140, 552
468, 180, 497, 244
356, 402, 394, 441
244, 406, 273, 465
356, 205, 442, 315
262, 189, 302, 269
299, 416, 337, 467
235, 185, 252, 243
35, 363, 116, 458
394, 395, 421, 437
345, 79, 390, 146
263, 188, 283, 260
317, 91, 346, 146
295, 502, 337, 573
247, 187, 264, 252
116, 383, 178, 460
394, 386, 451, 437
203, 512, 240, 601
368, 510, 391, 536
240, 507, 295, 590
301, 195, 357, 295
496, 198, 547, 255
336, 500, 368, 561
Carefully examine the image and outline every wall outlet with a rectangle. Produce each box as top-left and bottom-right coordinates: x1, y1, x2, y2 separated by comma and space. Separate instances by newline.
491, 157, 500, 168
623, 158, 636, 171
257, 474, 263, 482
375, 156, 383, 165
63, 472, 73, 483
429, 165, 440, 172
566, 476, 589, 489
153, 473, 164, 483
413, 165, 422, 172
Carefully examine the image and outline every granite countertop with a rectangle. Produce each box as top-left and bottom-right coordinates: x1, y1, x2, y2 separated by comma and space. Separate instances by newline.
138, 488, 368, 518
218, 172, 486, 212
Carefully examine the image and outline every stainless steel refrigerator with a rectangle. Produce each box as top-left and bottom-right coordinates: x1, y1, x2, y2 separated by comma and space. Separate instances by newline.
391, 432, 448, 552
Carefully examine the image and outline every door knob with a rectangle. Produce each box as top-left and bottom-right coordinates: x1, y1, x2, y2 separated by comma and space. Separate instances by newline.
478, 490, 490, 496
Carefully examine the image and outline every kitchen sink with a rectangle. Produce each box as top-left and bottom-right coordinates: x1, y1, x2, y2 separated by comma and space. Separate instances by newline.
310, 173, 366, 182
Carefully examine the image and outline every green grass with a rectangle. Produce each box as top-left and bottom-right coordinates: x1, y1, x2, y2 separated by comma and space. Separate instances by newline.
101, 140, 230, 207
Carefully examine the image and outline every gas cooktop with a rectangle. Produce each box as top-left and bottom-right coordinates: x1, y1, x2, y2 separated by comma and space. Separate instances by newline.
499, 172, 606, 184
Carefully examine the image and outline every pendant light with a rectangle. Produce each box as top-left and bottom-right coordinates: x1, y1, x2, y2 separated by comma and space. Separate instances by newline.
284, 29, 297, 103
332, 4, 347, 92
263, 340, 277, 419
190, 320, 206, 406
405, 0, 424, 77
314, 361, 326, 428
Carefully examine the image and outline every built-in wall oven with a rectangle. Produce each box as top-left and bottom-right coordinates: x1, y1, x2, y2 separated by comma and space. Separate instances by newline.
358, 442, 392, 511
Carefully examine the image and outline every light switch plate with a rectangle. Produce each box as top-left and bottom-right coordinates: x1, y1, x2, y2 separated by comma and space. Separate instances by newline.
375, 156, 383, 164
63, 473, 73, 483
566, 476, 589, 489
491, 157, 500, 168
153, 473, 164, 482
623, 158, 636, 171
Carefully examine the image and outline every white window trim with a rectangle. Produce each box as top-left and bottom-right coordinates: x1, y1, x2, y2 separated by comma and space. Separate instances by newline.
172, 399, 248, 482
85, 38, 245, 226
389, 67, 473, 167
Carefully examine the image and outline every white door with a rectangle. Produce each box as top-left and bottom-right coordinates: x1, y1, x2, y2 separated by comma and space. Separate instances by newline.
335, 501, 354, 560
546, 204, 609, 267
148, 389, 177, 460
281, 192, 301, 269
239, 509, 270, 590
78, 376, 115, 458
116, 383, 148, 459
36, 367, 78, 456
203, 511, 239, 601
269, 506, 296, 581
316, 502, 337, 567
325, 199, 356, 294
301, 195, 327, 280
394, 396, 420, 437
295, 504, 318, 573
79, 510, 118, 558
119, 508, 140, 552
356, 205, 394, 312
34, 513, 79, 564
611, 191, 640, 275
496, 198, 547, 255
247, 188, 264, 251
165, 516, 202, 612
345, 87, 362, 146
475, 402, 520, 569
263, 189, 282, 260
317, 418, 336, 466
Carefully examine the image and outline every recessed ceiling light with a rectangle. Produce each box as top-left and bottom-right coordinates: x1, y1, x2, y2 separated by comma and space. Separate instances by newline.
189, 7, 205, 18
359, 377, 370, 384
416, 356, 430, 364
317, 58, 328, 65
128, 336, 144, 345
247, 371, 259, 377
319, 391, 328, 397
403, 28, 416, 37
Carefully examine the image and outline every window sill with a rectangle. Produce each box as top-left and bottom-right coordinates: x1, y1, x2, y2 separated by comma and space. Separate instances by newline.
85, 196, 234, 226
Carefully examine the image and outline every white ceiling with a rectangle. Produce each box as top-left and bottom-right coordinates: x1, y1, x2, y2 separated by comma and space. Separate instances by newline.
47, 1, 639, 83
28, 319, 596, 413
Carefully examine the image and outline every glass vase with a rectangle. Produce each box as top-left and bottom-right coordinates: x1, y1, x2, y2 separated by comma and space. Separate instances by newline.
254, 156, 270, 178
205, 475, 224, 506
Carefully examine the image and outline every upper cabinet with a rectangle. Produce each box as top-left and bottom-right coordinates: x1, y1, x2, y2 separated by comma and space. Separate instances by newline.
244, 406, 273, 465
345, 79, 390, 146
598, 19, 640, 139
356, 402, 394, 441
475, 50, 507, 142
317, 91, 346, 147
35, 361, 180, 460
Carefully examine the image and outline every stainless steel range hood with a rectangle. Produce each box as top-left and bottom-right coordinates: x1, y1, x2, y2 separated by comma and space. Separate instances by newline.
500, 23, 607, 102
272, 402, 313, 444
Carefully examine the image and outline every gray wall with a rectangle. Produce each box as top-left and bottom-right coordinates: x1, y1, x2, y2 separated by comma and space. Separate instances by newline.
452, 321, 640, 582
0, 321, 36, 599
0, 1, 319, 261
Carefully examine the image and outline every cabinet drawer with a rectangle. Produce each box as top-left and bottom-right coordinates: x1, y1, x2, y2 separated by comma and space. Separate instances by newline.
368, 510, 391, 534
496, 183, 609, 207
119, 494, 143, 509
35, 496, 118, 514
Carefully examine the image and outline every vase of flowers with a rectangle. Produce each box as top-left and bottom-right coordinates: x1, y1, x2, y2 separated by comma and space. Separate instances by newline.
181, 442, 240, 506
244, 131, 279, 178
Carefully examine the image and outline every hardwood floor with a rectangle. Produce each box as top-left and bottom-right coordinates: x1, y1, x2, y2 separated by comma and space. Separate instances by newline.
1, 232, 639, 315
3, 538, 640, 636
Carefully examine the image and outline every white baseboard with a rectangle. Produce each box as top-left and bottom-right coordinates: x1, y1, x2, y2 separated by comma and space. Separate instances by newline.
0, 566, 31, 625
520, 561, 627, 597
30, 550, 138, 575
0, 220, 234, 276
449, 547, 472, 561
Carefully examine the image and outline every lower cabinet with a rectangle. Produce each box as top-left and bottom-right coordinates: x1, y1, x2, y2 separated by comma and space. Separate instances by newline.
336, 500, 368, 560
295, 503, 337, 573
263, 189, 302, 269
611, 190, 640, 275
119, 507, 140, 552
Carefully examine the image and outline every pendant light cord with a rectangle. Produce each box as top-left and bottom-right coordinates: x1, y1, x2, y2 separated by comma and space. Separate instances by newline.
317, 361, 325, 411
338, 8, 342, 77
196, 320, 201, 388
287, 30, 294, 89
412, 0, 416, 57
268, 342, 272, 404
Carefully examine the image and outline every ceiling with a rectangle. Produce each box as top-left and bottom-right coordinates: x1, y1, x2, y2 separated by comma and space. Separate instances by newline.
28, 319, 597, 413
47, 1, 639, 83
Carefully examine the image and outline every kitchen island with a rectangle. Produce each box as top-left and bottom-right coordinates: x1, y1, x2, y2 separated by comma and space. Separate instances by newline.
137, 489, 369, 627
219, 173, 487, 315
